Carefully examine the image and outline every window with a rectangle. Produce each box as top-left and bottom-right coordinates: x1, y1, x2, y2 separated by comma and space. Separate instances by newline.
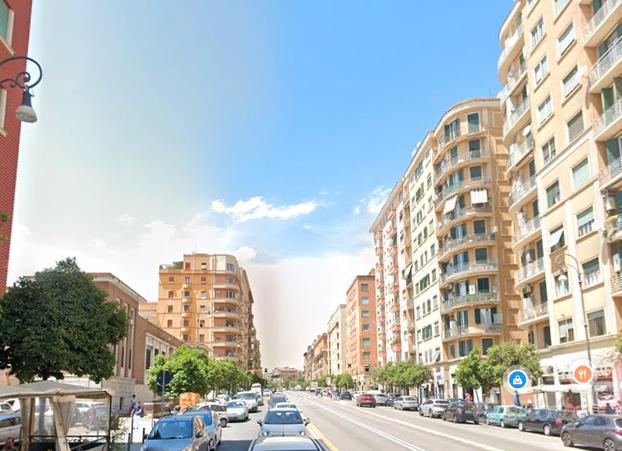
0, 1, 11, 44
554, 0, 569, 14
477, 277, 490, 292
362, 323, 370, 332
546, 181, 560, 208
475, 248, 488, 263
588, 310, 606, 337
468, 139, 481, 155
550, 225, 565, 252
582, 258, 601, 287
458, 339, 473, 357
167, 290, 173, 299
577, 207, 594, 237
201, 276, 207, 284
0, 89, 6, 131
434, 321, 439, 336
474, 220, 486, 234
544, 326, 551, 347
562, 67, 579, 97
167, 320, 173, 328
482, 338, 494, 355
361, 310, 369, 318
200, 262, 207, 270
572, 158, 589, 187
444, 118, 460, 141
531, 17, 544, 48
467, 113, 480, 133
470, 166, 482, 181
432, 295, 439, 310
537, 96, 553, 124
534, 55, 549, 84
567, 111, 584, 142
361, 296, 369, 304
199, 334, 205, 343
541, 137, 556, 164
558, 318, 574, 343
362, 337, 371, 346
184, 276, 190, 284
555, 271, 570, 297
361, 283, 369, 291
200, 290, 207, 299
558, 23, 575, 55
226, 263, 235, 272
363, 351, 371, 360
167, 305, 173, 313
168, 276, 174, 282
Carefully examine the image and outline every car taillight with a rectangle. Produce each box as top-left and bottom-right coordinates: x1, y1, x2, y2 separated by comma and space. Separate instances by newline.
614, 428, 622, 436
554, 419, 562, 426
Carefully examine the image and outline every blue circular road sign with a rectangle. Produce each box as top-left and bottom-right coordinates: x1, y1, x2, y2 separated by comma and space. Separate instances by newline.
507, 369, 528, 390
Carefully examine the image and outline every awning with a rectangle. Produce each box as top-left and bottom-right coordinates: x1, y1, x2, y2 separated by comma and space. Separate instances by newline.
548, 228, 564, 249
471, 189, 488, 204
443, 196, 457, 215
402, 263, 413, 280
522, 124, 532, 137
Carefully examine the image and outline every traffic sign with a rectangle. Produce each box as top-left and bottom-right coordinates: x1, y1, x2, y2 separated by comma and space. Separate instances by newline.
504, 366, 531, 394
570, 360, 594, 385
156, 370, 172, 394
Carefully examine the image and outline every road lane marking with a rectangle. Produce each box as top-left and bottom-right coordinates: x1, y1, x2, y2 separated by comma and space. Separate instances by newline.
320, 399, 504, 451
307, 400, 425, 451
308, 422, 340, 451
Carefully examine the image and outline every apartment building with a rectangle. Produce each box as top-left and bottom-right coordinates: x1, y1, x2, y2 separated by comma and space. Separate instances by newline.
311, 333, 329, 380
498, 0, 622, 411
147, 253, 261, 373
327, 304, 348, 375
370, 184, 402, 366
346, 272, 377, 389
303, 345, 314, 381
0, 0, 33, 290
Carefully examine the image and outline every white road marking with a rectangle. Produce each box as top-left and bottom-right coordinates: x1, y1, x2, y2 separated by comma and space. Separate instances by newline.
307, 396, 505, 451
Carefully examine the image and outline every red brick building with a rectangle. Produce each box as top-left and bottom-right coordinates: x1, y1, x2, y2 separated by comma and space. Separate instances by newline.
0, 0, 34, 290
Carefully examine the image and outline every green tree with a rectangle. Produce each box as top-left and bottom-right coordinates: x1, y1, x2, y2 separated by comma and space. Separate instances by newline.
147, 346, 213, 396
455, 350, 495, 400
484, 342, 542, 388
0, 258, 128, 383
405, 363, 432, 395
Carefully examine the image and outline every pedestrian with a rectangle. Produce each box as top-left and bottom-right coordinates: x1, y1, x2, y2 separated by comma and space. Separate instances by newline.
128, 394, 137, 416
2, 438, 17, 451
133, 402, 143, 417
606, 403, 615, 414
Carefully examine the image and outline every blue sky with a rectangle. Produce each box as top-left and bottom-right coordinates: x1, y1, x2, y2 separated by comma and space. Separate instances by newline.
11, 1, 512, 368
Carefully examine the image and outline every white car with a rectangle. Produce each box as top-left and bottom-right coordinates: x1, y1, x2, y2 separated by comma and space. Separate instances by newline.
367, 391, 389, 405
393, 396, 419, 411
226, 401, 249, 422
419, 399, 449, 418
234, 392, 259, 413
257, 408, 309, 438
249, 436, 324, 451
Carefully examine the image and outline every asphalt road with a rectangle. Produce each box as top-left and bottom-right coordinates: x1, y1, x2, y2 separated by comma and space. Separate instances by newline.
218, 406, 265, 451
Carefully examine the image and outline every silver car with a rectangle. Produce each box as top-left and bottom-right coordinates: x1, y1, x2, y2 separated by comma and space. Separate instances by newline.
257, 408, 309, 437
561, 415, 622, 451
419, 399, 449, 418
142, 415, 211, 451
180, 412, 221, 451
234, 392, 259, 413
0, 412, 20, 445
393, 396, 419, 411
248, 436, 324, 450
368, 392, 389, 405
226, 401, 249, 422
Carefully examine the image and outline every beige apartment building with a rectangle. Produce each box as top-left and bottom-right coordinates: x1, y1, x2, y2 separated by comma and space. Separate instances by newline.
346, 272, 378, 389
311, 333, 329, 381
327, 304, 348, 375
498, 0, 622, 411
145, 253, 261, 373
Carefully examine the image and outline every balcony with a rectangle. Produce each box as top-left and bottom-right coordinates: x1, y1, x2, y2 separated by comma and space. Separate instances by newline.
440, 261, 498, 285
182, 296, 190, 303
512, 216, 542, 248
439, 233, 496, 260
181, 326, 189, 333
509, 176, 537, 210
213, 325, 241, 334
611, 273, 622, 295
514, 257, 545, 289
181, 311, 191, 318
517, 302, 549, 327
498, 25, 524, 83
503, 98, 530, 140
436, 178, 492, 209
507, 137, 535, 172
213, 309, 240, 319
588, 36, 622, 93
583, 0, 622, 47
437, 204, 493, 234
499, 62, 528, 102
600, 157, 622, 190
443, 322, 502, 340
440, 290, 499, 314
436, 149, 489, 182
594, 97, 622, 142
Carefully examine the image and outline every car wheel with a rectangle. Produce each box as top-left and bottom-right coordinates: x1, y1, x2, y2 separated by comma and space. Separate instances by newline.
561, 432, 573, 447
518, 422, 524, 432
220, 418, 227, 428
442, 414, 446, 421
419, 409, 423, 416
604, 438, 616, 451
473, 421, 479, 425
500, 420, 505, 428
543, 424, 551, 436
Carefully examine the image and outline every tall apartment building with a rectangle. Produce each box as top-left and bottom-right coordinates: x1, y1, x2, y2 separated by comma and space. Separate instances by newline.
346, 272, 377, 389
370, 184, 402, 366
311, 333, 329, 381
147, 253, 261, 373
0, 0, 33, 290
497, 0, 622, 411
327, 304, 348, 375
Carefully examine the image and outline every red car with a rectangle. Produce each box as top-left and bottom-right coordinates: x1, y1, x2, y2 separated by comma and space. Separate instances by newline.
356, 393, 376, 408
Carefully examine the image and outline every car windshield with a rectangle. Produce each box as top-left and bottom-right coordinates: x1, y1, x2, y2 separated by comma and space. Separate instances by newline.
227, 401, 245, 408
148, 420, 193, 440
264, 410, 303, 425
435, 401, 449, 405
236, 393, 256, 399
403, 397, 415, 401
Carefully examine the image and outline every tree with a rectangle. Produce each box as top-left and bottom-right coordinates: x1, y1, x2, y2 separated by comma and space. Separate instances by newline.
147, 346, 212, 396
455, 350, 495, 400
405, 363, 432, 395
0, 258, 128, 383
484, 342, 542, 388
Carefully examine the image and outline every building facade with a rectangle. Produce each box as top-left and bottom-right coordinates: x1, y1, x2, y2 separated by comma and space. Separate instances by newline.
0, 0, 33, 290
147, 253, 261, 373
327, 304, 348, 375
311, 333, 329, 381
345, 272, 377, 389
497, 0, 622, 411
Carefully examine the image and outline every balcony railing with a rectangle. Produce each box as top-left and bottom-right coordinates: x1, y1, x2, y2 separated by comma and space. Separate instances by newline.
440, 290, 499, 313
584, 0, 622, 44
512, 216, 541, 245
436, 178, 492, 206
439, 233, 496, 256
594, 97, 622, 137
444, 322, 502, 339
436, 149, 489, 180
509, 176, 537, 207
611, 273, 622, 293
503, 98, 530, 137
515, 257, 544, 285
589, 36, 622, 88
499, 62, 528, 102
518, 302, 548, 324
507, 137, 535, 171
600, 157, 622, 185
498, 25, 523, 71
438, 204, 493, 231
440, 261, 498, 284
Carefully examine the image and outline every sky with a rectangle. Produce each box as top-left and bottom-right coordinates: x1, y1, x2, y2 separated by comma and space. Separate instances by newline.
9, 0, 512, 370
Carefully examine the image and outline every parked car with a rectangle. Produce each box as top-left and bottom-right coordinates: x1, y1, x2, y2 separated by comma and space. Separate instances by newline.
393, 396, 419, 411
269, 393, 288, 407
257, 408, 309, 437
180, 411, 222, 450
143, 415, 211, 451
561, 414, 622, 450
419, 399, 449, 418
442, 401, 478, 424
225, 401, 249, 422
474, 403, 498, 424
486, 405, 523, 428
339, 391, 352, 401
0, 412, 21, 445
518, 409, 577, 436
234, 392, 259, 413
255, 392, 264, 407
248, 436, 324, 451
356, 393, 376, 408
368, 391, 389, 406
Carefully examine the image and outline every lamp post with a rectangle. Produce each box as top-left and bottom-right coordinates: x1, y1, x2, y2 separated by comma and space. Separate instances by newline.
553, 253, 598, 413
0, 56, 43, 123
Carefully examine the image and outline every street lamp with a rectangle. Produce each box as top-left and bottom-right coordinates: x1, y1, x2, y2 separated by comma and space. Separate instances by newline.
0, 56, 43, 123
553, 253, 598, 412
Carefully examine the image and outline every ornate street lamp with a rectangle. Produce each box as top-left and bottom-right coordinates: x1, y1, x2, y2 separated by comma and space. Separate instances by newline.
0, 56, 43, 123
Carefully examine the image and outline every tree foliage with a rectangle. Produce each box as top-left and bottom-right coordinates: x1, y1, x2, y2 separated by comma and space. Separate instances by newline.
333, 373, 355, 389
0, 258, 128, 383
373, 361, 432, 392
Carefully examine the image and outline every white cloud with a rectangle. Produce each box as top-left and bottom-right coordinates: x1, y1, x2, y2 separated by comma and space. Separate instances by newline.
117, 213, 138, 226
211, 196, 318, 222
356, 186, 392, 216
